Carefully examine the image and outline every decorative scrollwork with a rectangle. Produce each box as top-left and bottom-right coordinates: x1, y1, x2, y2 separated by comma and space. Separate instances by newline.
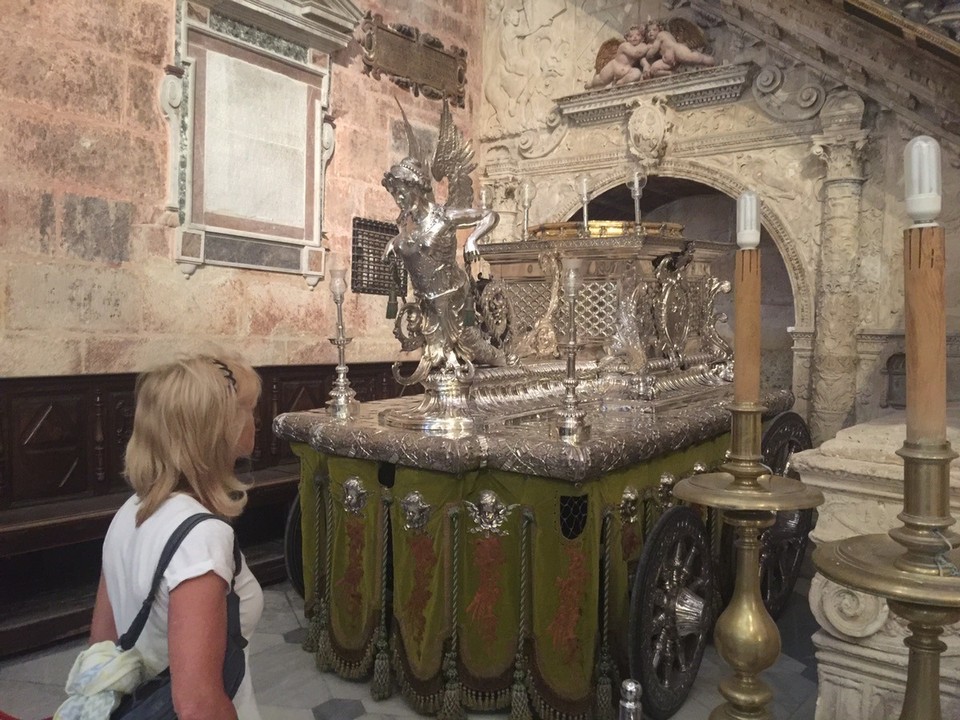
393, 301, 425, 352
752, 63, 826, 122
811, 574, 889, 640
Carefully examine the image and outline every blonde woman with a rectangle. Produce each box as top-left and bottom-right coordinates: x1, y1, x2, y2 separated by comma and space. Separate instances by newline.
88, 352, 264, 720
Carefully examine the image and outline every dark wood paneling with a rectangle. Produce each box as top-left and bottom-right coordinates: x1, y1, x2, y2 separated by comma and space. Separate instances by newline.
0, 362, 405, 657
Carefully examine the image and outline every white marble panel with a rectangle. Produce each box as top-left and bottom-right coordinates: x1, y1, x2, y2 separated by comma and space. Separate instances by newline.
204, 52, 308, 229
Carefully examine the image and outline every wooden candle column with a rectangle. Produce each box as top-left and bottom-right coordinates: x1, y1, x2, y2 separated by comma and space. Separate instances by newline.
890, 135, 958, 573
725, 190, 764, 484
733, 248, 761, 405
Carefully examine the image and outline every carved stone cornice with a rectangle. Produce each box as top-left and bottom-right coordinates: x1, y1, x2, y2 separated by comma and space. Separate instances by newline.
554, 64, 753, 126
188, 0, 363, 52
671, 118, 819, 156
693, 0, 960, 149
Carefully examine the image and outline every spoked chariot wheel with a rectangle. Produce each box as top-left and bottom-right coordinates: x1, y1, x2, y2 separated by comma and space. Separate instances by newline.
628, 505, 716, 720
284, 494, 305, 598
718, 411, 816, 619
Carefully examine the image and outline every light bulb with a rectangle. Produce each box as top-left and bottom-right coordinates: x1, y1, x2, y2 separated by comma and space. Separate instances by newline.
736, 191, 760, 249
561, 256, 585, 292
480, 184, 493, 210
904, 135, 941, 226
629, 166, 647, 195
574, 173, 591, 199
520, 178, 538, 208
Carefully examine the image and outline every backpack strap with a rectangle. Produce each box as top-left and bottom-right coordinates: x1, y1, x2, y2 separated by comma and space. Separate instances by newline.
118, 512, 239, 651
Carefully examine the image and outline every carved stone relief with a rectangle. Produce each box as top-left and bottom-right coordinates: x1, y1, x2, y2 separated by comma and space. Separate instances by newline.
752, 62, 827, 122
627, 97, 672, 164
480, 0, 573, 140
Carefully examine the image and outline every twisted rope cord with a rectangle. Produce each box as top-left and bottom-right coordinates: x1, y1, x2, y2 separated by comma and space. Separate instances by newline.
439, 507, 464, 720
510, 510, 533, 720
315, 475, 335, 671
303, 467, 325, 652
372, 492, 393, 698
595, 511, 614, 719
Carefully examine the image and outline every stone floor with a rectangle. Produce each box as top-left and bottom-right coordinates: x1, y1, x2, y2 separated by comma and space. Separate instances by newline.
0, 578, 819, 720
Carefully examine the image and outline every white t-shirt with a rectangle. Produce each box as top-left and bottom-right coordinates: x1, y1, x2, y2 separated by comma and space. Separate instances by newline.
102, 493, 264, 720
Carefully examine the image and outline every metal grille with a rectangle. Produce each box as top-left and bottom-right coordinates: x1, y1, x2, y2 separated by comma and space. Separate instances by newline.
559, 495, 588, 540
557, 280, 619, 340
351, 217, 406, 296
504, 281, 551, 334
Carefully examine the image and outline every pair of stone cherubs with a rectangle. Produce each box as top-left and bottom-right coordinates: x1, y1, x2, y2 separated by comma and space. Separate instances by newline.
586, 19, 715, 89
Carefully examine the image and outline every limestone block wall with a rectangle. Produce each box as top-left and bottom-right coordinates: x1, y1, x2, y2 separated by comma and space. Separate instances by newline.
0, 0, 485, 377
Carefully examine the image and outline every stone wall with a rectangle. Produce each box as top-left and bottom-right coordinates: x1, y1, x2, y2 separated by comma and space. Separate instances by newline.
0, 0, 485, 376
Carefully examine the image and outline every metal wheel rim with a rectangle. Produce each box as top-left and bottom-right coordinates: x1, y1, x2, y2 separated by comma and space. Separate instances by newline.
628, 505, 714, 720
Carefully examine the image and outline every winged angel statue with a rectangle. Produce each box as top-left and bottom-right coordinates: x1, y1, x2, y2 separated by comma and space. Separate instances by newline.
382, 101, 513, 387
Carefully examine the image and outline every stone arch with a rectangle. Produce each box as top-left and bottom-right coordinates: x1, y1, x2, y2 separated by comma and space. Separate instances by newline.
552, 159, 814, 329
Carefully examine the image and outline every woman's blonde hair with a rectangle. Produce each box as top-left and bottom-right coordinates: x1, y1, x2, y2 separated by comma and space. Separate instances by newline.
124, 350, 262, 525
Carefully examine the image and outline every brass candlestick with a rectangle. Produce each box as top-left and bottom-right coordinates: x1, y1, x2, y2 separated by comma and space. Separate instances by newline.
814, 136, 960, 720
673, 194, 823, 720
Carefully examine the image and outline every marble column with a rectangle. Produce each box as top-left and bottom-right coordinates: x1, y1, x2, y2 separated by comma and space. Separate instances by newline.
809, 94, 869, 444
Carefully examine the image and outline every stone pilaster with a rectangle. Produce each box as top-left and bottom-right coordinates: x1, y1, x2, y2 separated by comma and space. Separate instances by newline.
808, 93, 869, 444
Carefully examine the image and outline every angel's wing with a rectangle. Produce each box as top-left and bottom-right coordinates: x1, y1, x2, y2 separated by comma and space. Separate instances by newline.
667, 17, 706, 50
432, 99, 476, 208
595, 37, 622, 73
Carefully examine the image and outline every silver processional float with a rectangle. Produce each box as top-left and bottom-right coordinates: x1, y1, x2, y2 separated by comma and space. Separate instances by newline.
274, 100, 821, 720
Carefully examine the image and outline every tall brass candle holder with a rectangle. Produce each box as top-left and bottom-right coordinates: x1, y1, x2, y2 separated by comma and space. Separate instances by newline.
814, 136, 960, 720
673, 191, 823, 720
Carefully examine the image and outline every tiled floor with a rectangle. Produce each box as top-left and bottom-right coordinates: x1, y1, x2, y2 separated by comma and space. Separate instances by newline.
0, 579, 819, 720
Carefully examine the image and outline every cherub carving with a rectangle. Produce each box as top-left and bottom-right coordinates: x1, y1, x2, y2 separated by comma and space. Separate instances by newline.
586, 25, 652, 89
587, 18, 716, 89
465, 489, 518, 536
642, 18, 716, 79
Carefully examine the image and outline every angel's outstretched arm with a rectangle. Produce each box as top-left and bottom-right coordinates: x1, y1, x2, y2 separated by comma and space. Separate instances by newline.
447, 207, 499, 260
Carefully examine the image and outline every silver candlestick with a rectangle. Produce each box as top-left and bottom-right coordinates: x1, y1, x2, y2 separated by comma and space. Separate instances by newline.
629, 164, 647, 238
575, 173, 591, 235
556, 256, 590, 443
520, 178, 537, 242
327, 263, 357, 420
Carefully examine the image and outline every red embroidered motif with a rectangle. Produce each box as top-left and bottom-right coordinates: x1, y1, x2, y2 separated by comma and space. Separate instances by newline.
620, 523, 641, 563
465, 535, 504, 645
406, 533, 437, 646
335, 516, 365, 609
546, 544, 589, 663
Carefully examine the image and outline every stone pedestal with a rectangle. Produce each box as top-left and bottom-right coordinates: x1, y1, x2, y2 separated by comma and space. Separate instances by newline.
792, 409, 960, 720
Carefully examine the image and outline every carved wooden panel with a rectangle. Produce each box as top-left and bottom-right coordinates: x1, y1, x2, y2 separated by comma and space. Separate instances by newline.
10, 392, 87, 506
0, 363, 404, 516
